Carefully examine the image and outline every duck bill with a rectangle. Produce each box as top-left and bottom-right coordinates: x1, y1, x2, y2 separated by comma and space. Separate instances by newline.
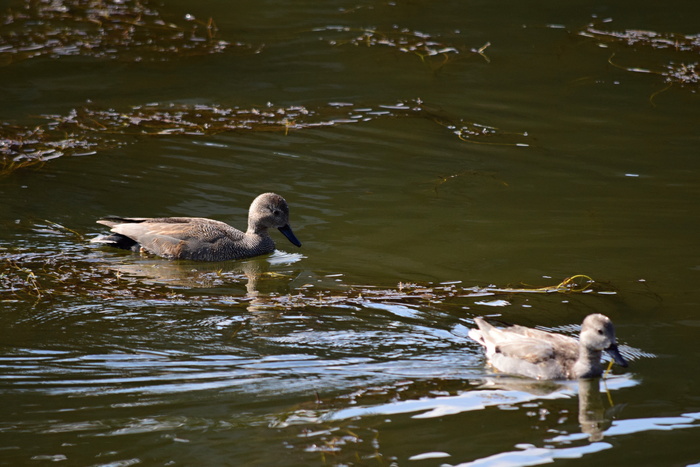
605, 343, 628, 368
278, 225, 302, 247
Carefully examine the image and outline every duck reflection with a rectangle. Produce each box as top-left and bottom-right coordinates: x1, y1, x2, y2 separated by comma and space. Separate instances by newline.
98, 250, 302, 305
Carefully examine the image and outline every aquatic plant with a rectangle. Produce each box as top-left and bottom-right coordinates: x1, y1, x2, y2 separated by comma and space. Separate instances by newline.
606, 54, 699, 103
0, 2, 511, 174
0, 0, 237, 65
0, 120, 112, 175
578, 25, 700, 54
0, 226, 611, 308
0, 0, 490, 69
575, 22, 700, 102
316, 25, 490, 70
1, 100, 530, 175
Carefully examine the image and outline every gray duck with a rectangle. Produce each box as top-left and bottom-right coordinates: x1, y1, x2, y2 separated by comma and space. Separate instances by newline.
91, 192, 301, 261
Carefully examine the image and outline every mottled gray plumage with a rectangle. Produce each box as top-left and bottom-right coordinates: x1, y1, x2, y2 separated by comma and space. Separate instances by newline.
91, 192, 301, 261
468, 314, 628, 380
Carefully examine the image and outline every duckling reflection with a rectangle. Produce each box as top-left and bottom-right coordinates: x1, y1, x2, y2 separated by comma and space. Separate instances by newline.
578, 378, 606, 441
577, 377, 625, 442
474, 376, 622, 441
473, 375, 568, 396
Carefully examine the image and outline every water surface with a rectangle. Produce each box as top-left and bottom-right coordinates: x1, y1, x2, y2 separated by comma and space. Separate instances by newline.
1, 0, 700, 465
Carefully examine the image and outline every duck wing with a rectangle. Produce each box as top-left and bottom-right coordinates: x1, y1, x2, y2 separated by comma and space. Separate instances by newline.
102, 217, 243, 260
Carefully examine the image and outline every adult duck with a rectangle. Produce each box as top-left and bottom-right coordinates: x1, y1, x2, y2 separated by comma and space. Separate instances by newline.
91, 192, 301, 261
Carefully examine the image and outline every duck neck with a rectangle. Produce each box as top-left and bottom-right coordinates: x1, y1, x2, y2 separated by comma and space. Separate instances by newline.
247, 221, 269, 237
573, 347, 604, 379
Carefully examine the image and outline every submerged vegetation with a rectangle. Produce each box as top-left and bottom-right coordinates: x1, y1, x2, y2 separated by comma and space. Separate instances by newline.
0, 0, 507, 174
0, 120, 110, 175
607, 56, 699, 102
579, 25, 700, 54
0, 0, 237, 65
0, 0, 490, 68
1, 100, 530, 175
0, 246, 613, 309
575, 21, 700, 101
315, 25, 491, 70
0, 222, 612, 308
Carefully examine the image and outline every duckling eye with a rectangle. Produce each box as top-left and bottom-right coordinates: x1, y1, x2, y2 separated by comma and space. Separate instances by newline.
597, 329, 604, 335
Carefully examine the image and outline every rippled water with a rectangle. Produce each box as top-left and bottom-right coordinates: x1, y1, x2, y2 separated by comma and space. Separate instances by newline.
2, 0, 700, 465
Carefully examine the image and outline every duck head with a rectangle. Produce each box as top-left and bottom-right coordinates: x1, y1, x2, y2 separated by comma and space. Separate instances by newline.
580, 313, 628, 368
249, 192, 302, 247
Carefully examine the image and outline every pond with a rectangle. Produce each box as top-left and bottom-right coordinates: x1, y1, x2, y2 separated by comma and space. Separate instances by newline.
1, 0, 700, 465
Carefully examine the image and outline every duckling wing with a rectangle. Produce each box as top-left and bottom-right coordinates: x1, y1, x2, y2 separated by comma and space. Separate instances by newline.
471, 319, 557, 364
514, 327, 580, 358
494, 339, 557, 364
506, 325, 576, 343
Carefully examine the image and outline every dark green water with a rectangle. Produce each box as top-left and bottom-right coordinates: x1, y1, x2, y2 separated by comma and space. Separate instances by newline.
1, 0, 700, 465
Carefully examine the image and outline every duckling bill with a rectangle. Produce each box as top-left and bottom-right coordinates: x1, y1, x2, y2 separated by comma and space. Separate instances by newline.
91, 192, 301, 261
468, 313, 628, 380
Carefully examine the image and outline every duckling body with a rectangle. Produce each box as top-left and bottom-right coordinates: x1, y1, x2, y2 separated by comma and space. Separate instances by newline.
468, 314, 628, 380
92, 192, 301, 261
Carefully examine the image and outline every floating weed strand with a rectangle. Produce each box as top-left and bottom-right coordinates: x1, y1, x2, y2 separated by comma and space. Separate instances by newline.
533, 274, 595, 293
603, 359, 615, 380
430, 170, 509, 196
466, 275, 597, 295
39, 220, 85, 242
